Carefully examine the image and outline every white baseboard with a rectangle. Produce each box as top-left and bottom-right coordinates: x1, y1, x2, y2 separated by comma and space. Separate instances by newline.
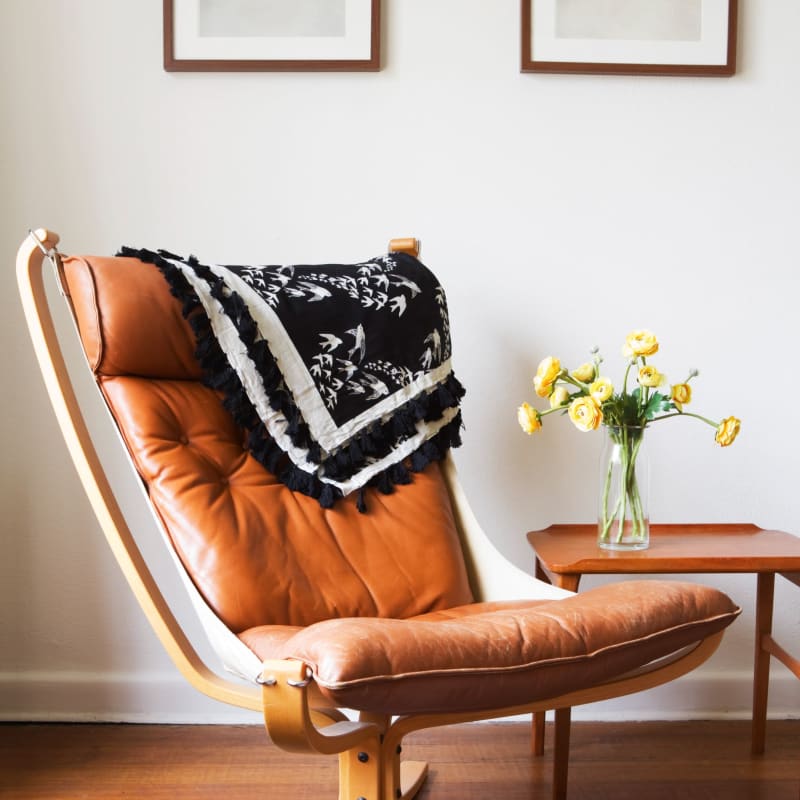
1, 669, 798, 724
0, 671, 261, 724
513, 669, 800, 723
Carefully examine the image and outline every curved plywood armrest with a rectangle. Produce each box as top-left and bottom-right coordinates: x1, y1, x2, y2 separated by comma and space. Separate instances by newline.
259, 660, 379, 755
16, 229, 262, 712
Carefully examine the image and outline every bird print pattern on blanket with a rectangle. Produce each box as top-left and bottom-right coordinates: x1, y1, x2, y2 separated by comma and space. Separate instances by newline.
230, 253, 452, 423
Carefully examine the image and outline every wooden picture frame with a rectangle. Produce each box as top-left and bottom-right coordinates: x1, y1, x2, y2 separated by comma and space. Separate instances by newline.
521, 0, 737, 77
164, 0, 380, 72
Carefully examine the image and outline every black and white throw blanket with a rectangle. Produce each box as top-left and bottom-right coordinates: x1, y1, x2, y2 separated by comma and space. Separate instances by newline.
119, 246, 464, 511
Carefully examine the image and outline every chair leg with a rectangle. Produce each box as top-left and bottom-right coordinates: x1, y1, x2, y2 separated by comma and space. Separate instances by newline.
339, 735, 383, 800
552, 707, 572, 800
338, 713, 428, 800
339, 737, 428, 800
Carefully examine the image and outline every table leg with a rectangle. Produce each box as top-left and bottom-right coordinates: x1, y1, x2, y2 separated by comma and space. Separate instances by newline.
534, 558, 549, 585
532, 710, 546, 756
531, 569, 581, 756
752, 572, 775, 755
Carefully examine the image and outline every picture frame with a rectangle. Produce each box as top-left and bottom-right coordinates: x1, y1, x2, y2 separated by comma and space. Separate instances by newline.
521, 0, 737, 77
164, 0, 380, 72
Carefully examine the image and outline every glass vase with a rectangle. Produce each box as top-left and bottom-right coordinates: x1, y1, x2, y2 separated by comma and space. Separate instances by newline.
598, 425, 649, 550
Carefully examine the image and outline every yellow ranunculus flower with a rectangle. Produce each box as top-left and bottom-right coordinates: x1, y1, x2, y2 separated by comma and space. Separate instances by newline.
589, 377, 613, 403
715, 416, 741, 447
517, 402, 542, 434
516, 335, 738, 461
671, 383, 692, 411
571, 362, 595, 383
568, 396, 603, 432
533, 356, 561, 398
623, 329, 659, 358
549, 386, 570, 408
637, 365, 663, 388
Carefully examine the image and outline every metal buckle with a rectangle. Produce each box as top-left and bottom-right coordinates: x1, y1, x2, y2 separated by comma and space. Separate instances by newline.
28, 229, 56, 258
28, 229, 68, 297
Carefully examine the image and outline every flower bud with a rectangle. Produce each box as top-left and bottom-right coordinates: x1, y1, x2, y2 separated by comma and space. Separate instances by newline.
715, 416, 741, 447
671, 383, 692, 410
589, 377, 614, 403
517, 402, 542, 435
622, 329, 659, 358
549, 386, 570, 408
638, 365, 664, 388
571, 362, 595, 383
533, 356, 561, 398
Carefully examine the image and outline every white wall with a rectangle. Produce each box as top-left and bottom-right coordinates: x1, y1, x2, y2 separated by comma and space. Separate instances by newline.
1, 1, 799, 722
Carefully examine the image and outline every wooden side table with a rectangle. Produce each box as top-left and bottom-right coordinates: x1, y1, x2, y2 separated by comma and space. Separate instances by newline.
527, 523, 800, 797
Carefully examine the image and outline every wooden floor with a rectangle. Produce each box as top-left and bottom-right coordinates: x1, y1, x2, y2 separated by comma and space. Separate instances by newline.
0, 720, 797, 799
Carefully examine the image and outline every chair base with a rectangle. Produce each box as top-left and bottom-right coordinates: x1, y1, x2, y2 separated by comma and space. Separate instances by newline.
261, 634, 724, 800
400, 761, 429, 799
339, 746, 428, 800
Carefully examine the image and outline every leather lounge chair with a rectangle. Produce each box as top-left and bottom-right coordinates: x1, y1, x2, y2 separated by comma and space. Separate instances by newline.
17, 229, 740, 800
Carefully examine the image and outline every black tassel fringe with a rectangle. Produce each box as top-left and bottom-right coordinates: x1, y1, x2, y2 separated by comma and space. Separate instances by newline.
119, 246, 464, 513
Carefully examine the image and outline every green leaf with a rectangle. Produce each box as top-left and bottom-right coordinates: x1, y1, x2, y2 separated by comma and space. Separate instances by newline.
602, 391, 645, 427
643, 391, 676, 419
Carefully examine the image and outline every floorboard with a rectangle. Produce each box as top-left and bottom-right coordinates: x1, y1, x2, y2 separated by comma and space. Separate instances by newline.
0, 720, 797, 799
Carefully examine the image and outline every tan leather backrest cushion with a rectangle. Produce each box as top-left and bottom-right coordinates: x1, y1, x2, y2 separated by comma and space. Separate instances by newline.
65, 255, 202, 379
63, 255, 474, 631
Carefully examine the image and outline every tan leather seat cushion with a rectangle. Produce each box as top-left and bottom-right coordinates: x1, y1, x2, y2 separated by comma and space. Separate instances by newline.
242, 581, 740, 715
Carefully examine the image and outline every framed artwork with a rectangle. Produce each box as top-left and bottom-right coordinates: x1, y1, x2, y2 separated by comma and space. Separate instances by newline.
164, 0, 380, 72
521, 0, 737, 76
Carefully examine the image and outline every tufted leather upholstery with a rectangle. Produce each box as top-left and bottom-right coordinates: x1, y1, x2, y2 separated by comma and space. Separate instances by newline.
61, 251, 740, 717
64, 255, 475, 631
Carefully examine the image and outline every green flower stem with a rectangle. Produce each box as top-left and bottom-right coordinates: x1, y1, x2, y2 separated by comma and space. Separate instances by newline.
639, 357, 648, 412
538, 405, 567, 419
622, 361, 634, 395
599, 464, 620, 542
649, 411, 719, 427
559, 373, 590, 391
617, 427, 630, 542
626, 434, 645, 539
